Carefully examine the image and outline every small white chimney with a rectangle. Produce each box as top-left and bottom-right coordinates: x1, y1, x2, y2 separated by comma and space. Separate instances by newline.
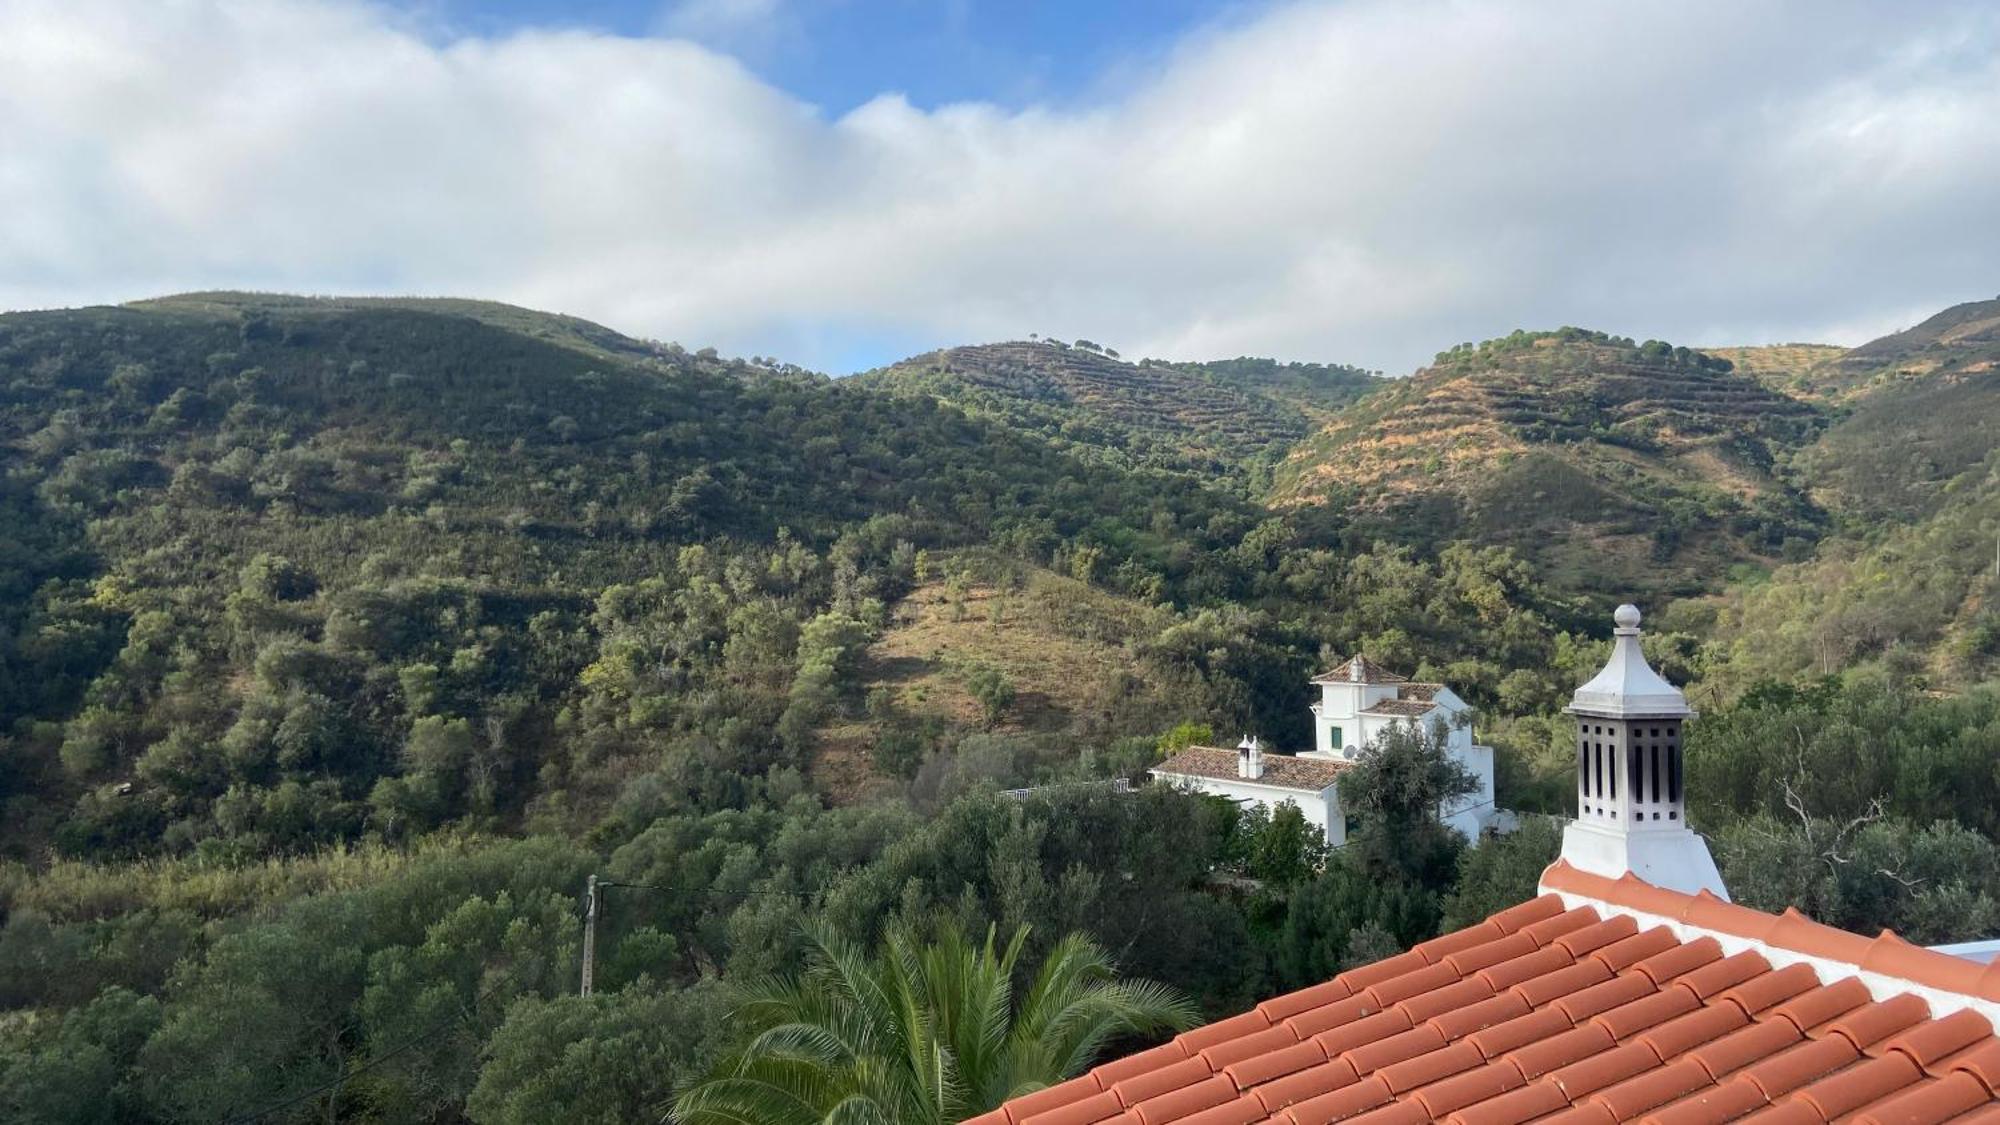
1237, 735, 1264, 780
1554, 604, 1728, 899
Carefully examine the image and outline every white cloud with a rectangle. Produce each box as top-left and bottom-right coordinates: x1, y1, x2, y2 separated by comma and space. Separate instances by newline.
1, 0, 1996, 373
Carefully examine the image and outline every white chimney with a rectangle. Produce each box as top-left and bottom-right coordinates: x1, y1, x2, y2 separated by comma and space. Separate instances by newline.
1237, 735, 1264, 780
1554, 604, 1728, 899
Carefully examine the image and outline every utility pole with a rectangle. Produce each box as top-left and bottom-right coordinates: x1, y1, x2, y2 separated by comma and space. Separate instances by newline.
580, 873, 601, 997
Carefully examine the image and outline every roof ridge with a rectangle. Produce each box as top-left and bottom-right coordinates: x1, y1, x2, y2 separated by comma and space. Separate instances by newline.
1541, 860, 2000, 1010
1309, 654, 1410, 684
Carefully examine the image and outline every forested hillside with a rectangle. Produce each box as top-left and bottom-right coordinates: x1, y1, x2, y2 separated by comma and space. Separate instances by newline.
1692, 296, 2000, 692
1, 292, 1997, 1123
857, 340, 1383, 484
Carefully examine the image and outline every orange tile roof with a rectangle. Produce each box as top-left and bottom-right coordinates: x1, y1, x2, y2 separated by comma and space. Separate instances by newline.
1311, 656, 1409, 685
972, 865, 2000, 1125
1153, 747, 1349, 793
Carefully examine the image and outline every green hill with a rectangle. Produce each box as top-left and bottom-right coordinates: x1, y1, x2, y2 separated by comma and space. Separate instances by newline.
1270, 328, 1827, 597
0, 295, 1263, 857
1689, 297, 2000, 689
1795, 297, 2000, 520
854, 340, 1382, 480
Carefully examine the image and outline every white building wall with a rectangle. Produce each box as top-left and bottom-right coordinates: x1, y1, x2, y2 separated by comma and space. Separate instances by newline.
1153, 775, 1344, 847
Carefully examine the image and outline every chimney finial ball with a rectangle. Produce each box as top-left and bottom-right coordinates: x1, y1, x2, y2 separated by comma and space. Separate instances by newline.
1614, 603, 1642, 630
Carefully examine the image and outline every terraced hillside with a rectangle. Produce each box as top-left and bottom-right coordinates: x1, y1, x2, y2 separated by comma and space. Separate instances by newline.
1696, 343, 1847, 402
1796, 296, 2000, 519
855, 340, 1382, 479
1272, 329, 1827, 595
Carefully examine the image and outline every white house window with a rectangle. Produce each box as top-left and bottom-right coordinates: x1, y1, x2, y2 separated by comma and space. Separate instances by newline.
1328, 726, 1343, 750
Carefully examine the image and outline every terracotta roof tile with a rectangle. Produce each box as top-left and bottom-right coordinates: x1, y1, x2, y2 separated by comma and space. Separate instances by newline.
1487, 894, 1566, 934
1672, 950, 1771, 1001
1541, 1104, 1621, 1125
1515, 958, 1614, 1008
1882, 1009, 1992, 1070
1362, 959, 1460, 1007
1733, 1099, 1821, 1124
1504, 1022, 1616, 1078
1338, 1100, 1431, 1125
1591, 1056, 1713, 1119
1466, 1007, 1573, 1060
1411, 1060, 1527, 1117
1548, 1040, 1662, 1099
1445, 931, 1541, 975
1631, 936, 1724, 988
1177, 1011, 1274, 1054
1171, 1099, 1268, 1125
1715, 962, 1818, 1018
1358, 699, 1438, 718
1684, 1018, 1803, 1082
1551, 971, 1655, 1025
1478, 945, 1575, 992
1591, 926, 1683, 974
1396, 977, 1496, 1025
1314, 1010, 1414, 1058
1444, 1076, 1567, 1123
1824, 995, 1933, 1054
1199, 1025, 1301, 1071
1310, 656, 1408, 685
1941, 1036, 2000, 1089
1556, 914, 1641, 959
1592, 986, 1701, 1041
1341, 1025, 1447, 1075
1852, 1070, 1992, 1125
1250, 1058, 1359, 1113
1764, 978, 1873, 1036
1018, 1087, 1123, 1125
1377, 1039, 1483, 1093
1638, 1075, 1770, 1124
1639, 1002, 1751, 1061
1002, 1076, 1100, 1123
1152, 748, 1346, 793
1257, 979, 1350, 1022
1284, 994, 1383, 1039
1429, 992, 1533, 1041
1129, 1076, 1237, 1125
1336, 951, 1430, 994
1110, 1055, 1213, 1108
1791, 1051, 1924, 1118
989, 870, 2000, 1125
1415, 920, 1507, 963
1738, 1037, 1861, 1099
1221, 1040, 1326, 1092
1277, 1072, 1392, 1123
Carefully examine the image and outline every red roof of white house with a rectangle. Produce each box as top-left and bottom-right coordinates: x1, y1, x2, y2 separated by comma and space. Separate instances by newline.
1311, 657, 1410, 685
1153, 747, 1350, 793
970, 863, 2000, 1125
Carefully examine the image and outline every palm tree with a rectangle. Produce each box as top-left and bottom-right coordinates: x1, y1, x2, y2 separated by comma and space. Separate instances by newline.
672, 921, 1197, 1125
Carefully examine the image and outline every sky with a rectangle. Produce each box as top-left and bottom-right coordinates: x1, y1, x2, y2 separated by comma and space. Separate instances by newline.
2, 1, 1998, 376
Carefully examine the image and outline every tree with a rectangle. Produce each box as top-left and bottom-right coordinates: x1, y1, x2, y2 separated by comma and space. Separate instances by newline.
1439, 815, 1562, 930
673, 921, 1195, 1125
1337, 719, 1477, 887
467, 981, 725, 1125
965, 664, 1016, 727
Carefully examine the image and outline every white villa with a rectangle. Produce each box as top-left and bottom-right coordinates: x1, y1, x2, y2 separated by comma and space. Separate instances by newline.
1149, 655, 1498, 847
